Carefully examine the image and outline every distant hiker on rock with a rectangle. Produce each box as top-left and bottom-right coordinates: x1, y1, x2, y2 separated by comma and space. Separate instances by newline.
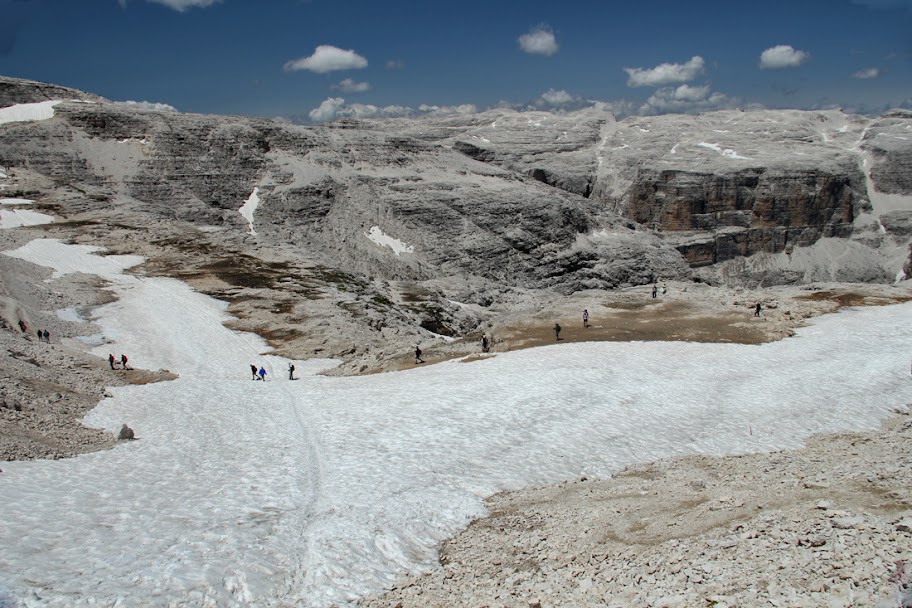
554, 323, 562, 340
18, 320, 26, 333
118, 424, 135, 441
36, 329, 42, 341
250, 364, 258, 380
582, 309, 590, 328
258, 366, 267, 381
652, 284, 657, 298
109, 353, 117, 370
662, 283, 667, 295
288, 364, 295, 380
43, 329, 49, 343
415, 346, 424, 364
755, 302, 762, 317
481, 334, 490, 353
121, 354, 129, 370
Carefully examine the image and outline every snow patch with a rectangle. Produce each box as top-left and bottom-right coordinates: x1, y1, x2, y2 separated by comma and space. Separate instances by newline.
698, 142, 751, 160
365, 225, 414, 256
239, 187, 260, 236
2, 239, 143, 279
0, 209, 54, 228
1, 198, 34, 205
0, 100, 61, 126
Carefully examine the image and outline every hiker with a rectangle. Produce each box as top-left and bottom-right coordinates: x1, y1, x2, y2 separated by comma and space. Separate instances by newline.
481, 334, 489, 353
582, 309, 590, 328
250, 364, 258, 380
554, 323, 561, 340
288, 364, 295, 380
754, 302, 762, 317
18, 320, 26, 333
415, 346, 424, 364
120, 354, 129, 370
662, 283, 667, 295
652, 284, 657, 298
258, 366, 267, 381
109, 353, 117, 369
43, 329, 49, 343
36, 329, 43, 342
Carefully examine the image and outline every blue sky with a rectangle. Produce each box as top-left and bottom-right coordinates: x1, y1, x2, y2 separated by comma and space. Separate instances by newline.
1, 0, 910, 121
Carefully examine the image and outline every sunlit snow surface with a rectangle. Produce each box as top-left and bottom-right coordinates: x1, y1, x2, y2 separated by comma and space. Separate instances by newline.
0, 100, 61, 125
2, 239, 912, 607
0, 208, 53, 229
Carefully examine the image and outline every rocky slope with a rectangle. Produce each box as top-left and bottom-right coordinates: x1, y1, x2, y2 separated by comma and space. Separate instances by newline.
1, 74, 911, 452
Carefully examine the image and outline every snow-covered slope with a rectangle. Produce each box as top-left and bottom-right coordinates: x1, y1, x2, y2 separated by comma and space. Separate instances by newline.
1, 239, 910, 607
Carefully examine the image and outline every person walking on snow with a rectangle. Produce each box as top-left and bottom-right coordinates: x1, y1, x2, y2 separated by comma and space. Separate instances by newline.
415, 346, 424, 364
43, 329, 49, 343
755, 302, 762, 317
288, 364, 295, 380
652, 284, 658, 298
109, 354, 117, 370
481, 334, 489, 353
582, 309, 590, 328
121, 354, 129, 370
250, 364, 258, 380
258, 366, 267, 381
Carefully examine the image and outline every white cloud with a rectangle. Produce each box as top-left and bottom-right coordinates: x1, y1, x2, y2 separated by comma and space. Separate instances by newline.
284, 45, 368, 73
308, 97, 347, 122
116, 100, 178, 112
539, 89, 576, 106
417, 103, 478, 116
307, 99, 481, 123
144, 0, 222, 10
518, 26, 559, 56
759, 45, 810, 69
624, 56, 705, 87
330, 78, 371, 93
852, 67, 882, 79
639, 85, 736, 115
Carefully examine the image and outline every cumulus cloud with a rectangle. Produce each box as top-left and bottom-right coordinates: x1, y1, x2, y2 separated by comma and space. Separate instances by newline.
539, 89, 576, 106
306, 98, 480, 122
330, 78, 371, 93
308, 97, 347, 121
639, 84, 735, 115
417, 103, 479, 116
759, 45, 810, 69
116, 100, 178, 112
852, 67, 882, 79
122, 0, 223, 10
624, 56, 705, 87
518, 25, 559, 56
284, 45, 368, 73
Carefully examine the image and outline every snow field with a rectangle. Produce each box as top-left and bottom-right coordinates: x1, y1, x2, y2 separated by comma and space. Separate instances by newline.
0, 100, 61, 126
1, 238, 911, 607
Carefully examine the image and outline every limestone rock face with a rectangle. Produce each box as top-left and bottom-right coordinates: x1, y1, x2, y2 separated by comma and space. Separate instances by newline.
862, 109, 912, 195
0, 79, 688, 293
394, 108, 900, 275
2, 76, 911, 292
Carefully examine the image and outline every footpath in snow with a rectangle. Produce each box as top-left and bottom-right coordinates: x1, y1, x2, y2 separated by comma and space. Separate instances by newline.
1, 238, 911, 607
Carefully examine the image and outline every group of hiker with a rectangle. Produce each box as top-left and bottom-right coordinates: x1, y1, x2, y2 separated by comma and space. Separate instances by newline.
250, 363, 296, 381
35, 328, 50, 343
108, 353, 130, 370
